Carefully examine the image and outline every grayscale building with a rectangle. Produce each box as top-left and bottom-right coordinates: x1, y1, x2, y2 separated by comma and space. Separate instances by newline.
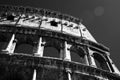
0, 5, 120, 80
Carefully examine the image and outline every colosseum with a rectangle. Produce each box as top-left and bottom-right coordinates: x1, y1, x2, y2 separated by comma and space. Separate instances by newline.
0, 5, 120, 80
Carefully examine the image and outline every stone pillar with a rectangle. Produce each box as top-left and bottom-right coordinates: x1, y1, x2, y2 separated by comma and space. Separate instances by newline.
64, 41, 72, 80
32, 69, 37, 80
104, 53, 112, 72
88, 48, 97, 67
84, 54, 89, 65
66, 68, 72, 80
34, 37, 45, 57
33, 37, 45, 80
3, 34, 17, 54
64, 41, 71, 61
106, 55, 120, 75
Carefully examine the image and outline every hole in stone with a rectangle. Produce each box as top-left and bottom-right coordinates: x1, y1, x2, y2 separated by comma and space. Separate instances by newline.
7, 14, 15, 21
50, 20, 58, 27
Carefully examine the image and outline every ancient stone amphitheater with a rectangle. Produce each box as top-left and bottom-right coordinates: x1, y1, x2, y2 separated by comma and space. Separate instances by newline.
0, 5, 120, 80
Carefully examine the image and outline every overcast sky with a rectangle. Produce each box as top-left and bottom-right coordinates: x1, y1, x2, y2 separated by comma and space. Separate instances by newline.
0, 0, 120, 70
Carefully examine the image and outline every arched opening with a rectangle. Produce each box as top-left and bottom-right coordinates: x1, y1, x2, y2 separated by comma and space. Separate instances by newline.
43, 47, 60, 58
14, 34, 35, 55
43, 37, 61, 59
14, 43, 34, 55
70, 46, 86, 64
71, 51, 85, 63
93, 53, 110, 71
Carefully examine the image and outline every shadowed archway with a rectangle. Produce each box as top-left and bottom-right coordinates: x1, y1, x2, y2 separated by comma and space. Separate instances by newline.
70, 46, 86, 64
43, 37, 62, 58
93, 53, 110, 71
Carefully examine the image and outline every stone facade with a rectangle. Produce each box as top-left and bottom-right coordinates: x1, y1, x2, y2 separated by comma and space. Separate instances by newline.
0, 5, 120, 80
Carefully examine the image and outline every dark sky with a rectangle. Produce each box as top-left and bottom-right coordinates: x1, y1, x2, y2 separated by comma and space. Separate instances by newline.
0, 0, 120, 70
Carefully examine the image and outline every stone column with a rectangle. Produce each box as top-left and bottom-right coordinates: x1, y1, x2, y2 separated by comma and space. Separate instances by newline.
88, 48, 97, 67
34, 37, 45, 57
104, 53, 112, 72
33, 37, 46, 80
84, 54, 89, 65
64, 41, 72, 80
3, 34, 17, 54
64, 41, 71, 61
33, 37, 45, 80
66, 68, 72, 80
32, 69, 37, 80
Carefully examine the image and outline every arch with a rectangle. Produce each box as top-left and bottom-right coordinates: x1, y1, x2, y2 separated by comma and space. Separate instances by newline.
14, 43, 34, 55
70, 46, 86, 64
93, 53, 110, 71
43, 37, 62, 58
14, 34, 35, 55
43, 37, 62, 51
71, 51, 85, 64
